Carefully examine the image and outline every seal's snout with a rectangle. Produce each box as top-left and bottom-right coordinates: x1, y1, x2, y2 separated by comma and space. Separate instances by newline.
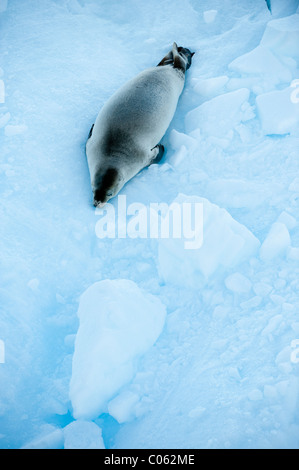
94, 199, 106, 208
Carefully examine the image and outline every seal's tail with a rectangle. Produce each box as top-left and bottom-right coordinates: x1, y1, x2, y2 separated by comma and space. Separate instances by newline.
173, 42, 195, 71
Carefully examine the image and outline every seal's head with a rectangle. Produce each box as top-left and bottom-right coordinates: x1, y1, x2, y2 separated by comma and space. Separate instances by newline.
93, 167, 124, 207
157, 42, 195, 71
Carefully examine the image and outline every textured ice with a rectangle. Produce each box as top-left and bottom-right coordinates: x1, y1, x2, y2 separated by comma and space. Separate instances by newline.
1, 0, 299, 451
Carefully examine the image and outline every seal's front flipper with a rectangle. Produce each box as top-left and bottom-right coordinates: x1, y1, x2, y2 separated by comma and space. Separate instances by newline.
149, 144, 165, 165
157, 50, 173, 67
87, 123, 94, 140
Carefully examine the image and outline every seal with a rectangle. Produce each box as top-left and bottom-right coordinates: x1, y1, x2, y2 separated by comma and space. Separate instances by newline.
86, 42, 194, 207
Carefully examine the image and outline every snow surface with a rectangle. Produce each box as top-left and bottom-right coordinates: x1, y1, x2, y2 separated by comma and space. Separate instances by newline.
0, 0, 299, 450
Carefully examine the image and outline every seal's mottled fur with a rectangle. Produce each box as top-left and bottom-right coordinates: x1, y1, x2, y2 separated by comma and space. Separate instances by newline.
86, 42, 194, 207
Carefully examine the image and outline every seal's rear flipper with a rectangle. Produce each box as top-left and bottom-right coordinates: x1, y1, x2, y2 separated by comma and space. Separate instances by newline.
150, 144, 165, 165
172, 42, 185, 71
173, 42, 195, 71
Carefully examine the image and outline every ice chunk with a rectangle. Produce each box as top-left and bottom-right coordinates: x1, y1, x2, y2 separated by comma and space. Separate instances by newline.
275, 346, 293, 373
203, 10, 218, 24
289, 177, 299, 192
253, 282, 272, 297
158, 194, 260, 287
0, 79, 4, 103
27, 278, 40, 291
261, 314, 283, 337
276, 211, 297, 230
4, 124, 28, 136
108, 390, 140, 424
0, 111, 10, 128
169, 129, 198, 152
264, 385, 278, 399
63, 420, 105, 449
204, 178, 279, 209
185, 89, 253, 139
256, 86, 299, 135
240, 296, 262, 309
188, 406, 206, 418
191, 76, 229, 98
227, 77, 264, 94
168, 144, 188, 167
168, 129, 196, 167
225, 272, 252, 293
248, 389, 263, 401
261, 14, 299, 60
259, 222, 291, 262
22, 428, 64, 449
288, 247, 299, 261
69, 279, 166, 420
228, 45, 292, 85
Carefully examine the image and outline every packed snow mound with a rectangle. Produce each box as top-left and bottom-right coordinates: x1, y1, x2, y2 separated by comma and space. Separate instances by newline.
69, 279, 166, 420
158, 194, 260, 287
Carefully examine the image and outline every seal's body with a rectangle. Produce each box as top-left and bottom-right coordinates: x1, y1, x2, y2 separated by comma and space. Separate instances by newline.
86, 43, 194, 207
